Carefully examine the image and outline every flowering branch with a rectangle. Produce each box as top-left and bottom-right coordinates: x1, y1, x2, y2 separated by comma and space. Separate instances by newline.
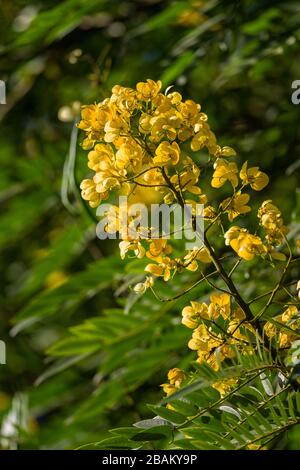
77, 78, 300, 399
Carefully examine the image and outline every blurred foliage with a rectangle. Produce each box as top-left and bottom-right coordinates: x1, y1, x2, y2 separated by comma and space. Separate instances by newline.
0, 0, 299, 449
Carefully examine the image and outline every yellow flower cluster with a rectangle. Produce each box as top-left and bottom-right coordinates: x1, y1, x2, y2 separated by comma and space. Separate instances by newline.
264, 305, 300, 349
211, 159, 268, 191
79, 80, 280, 277
224, 226, 266, 261
182, 294, 254, 370
212, 377, 239, 397
161, 368, 186, 397
258, 200, 287, 246
78, 81, 296, 404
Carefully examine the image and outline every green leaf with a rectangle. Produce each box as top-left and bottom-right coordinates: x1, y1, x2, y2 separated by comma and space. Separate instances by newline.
148, 405, 185, 425
169, 399, 197, 417
110, 427, 143, 438
173, 438, 199, 450
8, 0, 107, 51
134, 418, 172, 429
12, 256, 123, 333
131, 2, 187, 36
91, 436, 136, 450
242, 8, 280, 35
131, 425, 172, 442
46, 336, 101, 356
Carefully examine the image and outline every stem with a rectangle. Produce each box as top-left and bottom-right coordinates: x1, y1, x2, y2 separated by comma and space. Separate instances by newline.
160, 167, 258, 326
223, 384, 291, 441
150, 269, 218, 302
203, 234, 255, 323
253, 235, 293, 321
161, 166, 185, 206
237, 417, 300, 450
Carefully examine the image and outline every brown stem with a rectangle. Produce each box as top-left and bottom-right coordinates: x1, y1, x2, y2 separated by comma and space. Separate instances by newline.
203, 234, 254, 323
161, 166, 257, 325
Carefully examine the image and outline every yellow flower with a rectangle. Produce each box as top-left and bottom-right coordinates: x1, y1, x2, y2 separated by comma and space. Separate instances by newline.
160, 383, 177, 396
80, 178, 104, 207
279, 332, 293, 349
166, 91, 182, 105
197, 351, 219, 371
213, 377, 238, 397
178, 99, 200, 123
167, 368, 185, 387
197, 341, 234, 371
91, 148, 127, 195
224, 226, 241, 244
240, 162, 269, 191
146, 238, 172, 261
191, 124, 217, 154
188, 324, 221, 351
142, 167, 165, 187
221, 192, 251, 221
93, 172, 121, 194
170, 157, 201, 195
184, 247, 212, 271
203, 205, 217, 219
224, 226, 266, 261
104, 115, 129, 143
281, 305, 298, 324
133, 276, 154, 294
153, 141, 180, 166
149, 109, 182, 142
182, 301, 209, 328
136, 79, 162, 100
218, 343, 236, 361
208, 293, 231, 320
171, 172, 201, 195
215, 146, 237, 158
227, 320, 250, 343
233, 307, 246, 321
264, 321, 277, 339
278, 306, 300, 347
178, 125, 193, 142
231, 233, 266, 261
211, 159, 238, 189
119, 240, 145, 259
145, 257, 176, 281
115, 139, 143, 172
161, 367, 186, 397
87, 143, 114, 172
110, 85, 138, 114
258, 200, 287, 246
78, 102, 110, 144
103, 205, 121, 234
139, 113, 152, 134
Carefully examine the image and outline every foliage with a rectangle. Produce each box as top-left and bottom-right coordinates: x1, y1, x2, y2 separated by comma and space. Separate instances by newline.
0, 0, 300, 450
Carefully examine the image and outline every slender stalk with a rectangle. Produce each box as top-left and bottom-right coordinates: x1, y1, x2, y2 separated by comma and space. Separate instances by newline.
203, 234, 255, 323
160, 167, 258, 326
253, 235, 293, 321
222, 384, 291, 441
